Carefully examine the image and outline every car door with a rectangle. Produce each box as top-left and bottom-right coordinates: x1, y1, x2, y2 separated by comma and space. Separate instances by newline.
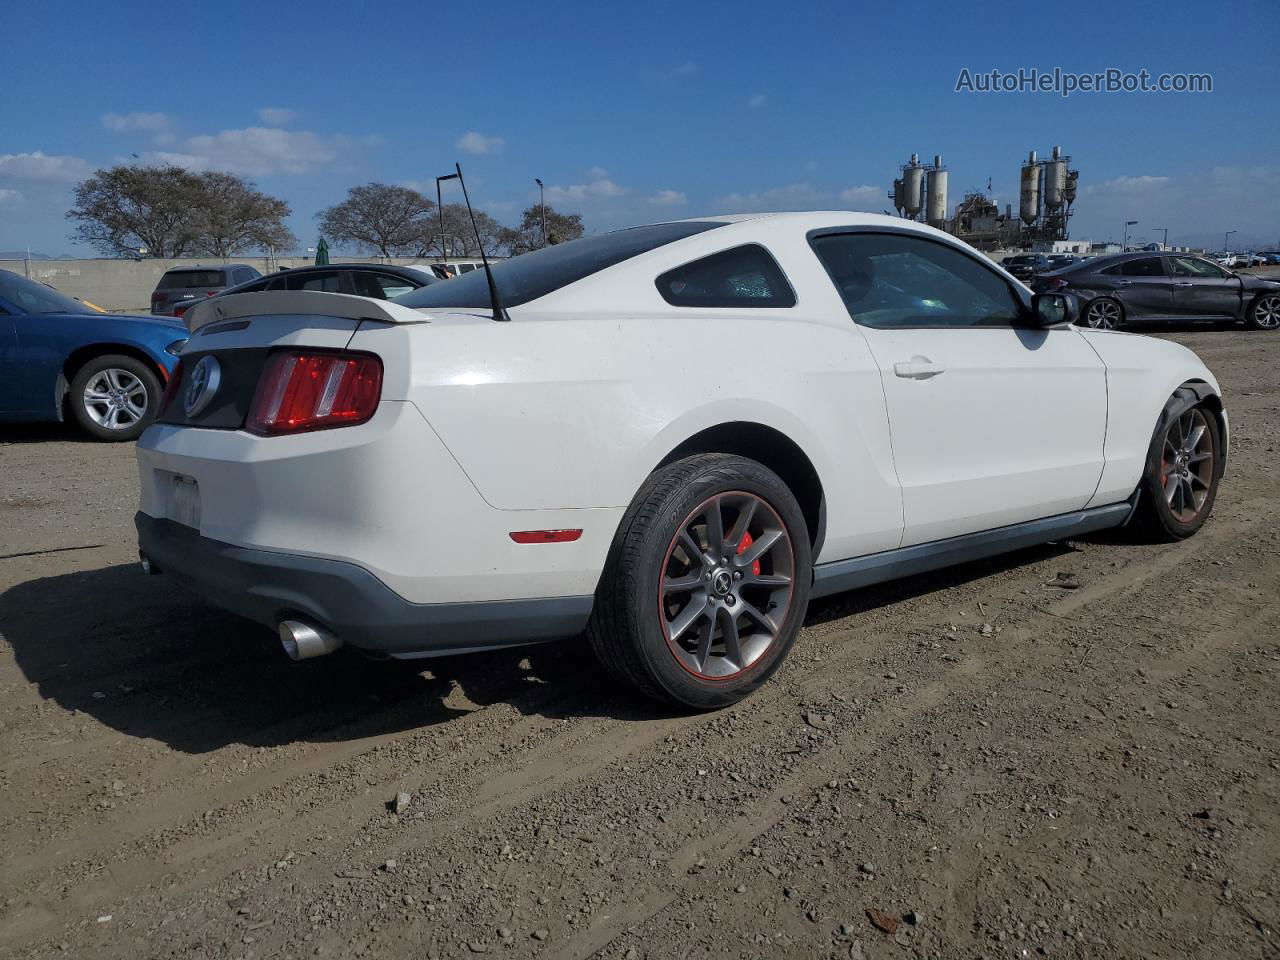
1104, 256, 1174, 317
0, 302, 19, 412
1168, 256, 1242, 318
811, 230, 1108, 546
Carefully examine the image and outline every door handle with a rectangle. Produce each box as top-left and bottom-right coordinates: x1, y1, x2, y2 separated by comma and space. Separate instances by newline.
1174, 281, 1194, 286
1115, 279, 1132, 285
894, 357, 945, 380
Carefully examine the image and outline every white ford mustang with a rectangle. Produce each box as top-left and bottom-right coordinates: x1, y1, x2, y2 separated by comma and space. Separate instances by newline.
136, 212, 1227, 709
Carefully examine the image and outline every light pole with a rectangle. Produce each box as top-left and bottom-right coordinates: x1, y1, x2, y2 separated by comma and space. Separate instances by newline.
1152, 226, 1168, 250
1123, 220, 1138, 251
1224, 229, 1236, 254
534, 178, 546, 248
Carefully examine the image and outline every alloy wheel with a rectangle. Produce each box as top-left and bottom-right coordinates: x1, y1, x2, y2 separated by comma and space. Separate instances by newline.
659, 491, 795, 680
1161, 408, 1215, 522
1085, 299, 1121, 329
1254, 295, 1280, 329
83, 368, 149, 431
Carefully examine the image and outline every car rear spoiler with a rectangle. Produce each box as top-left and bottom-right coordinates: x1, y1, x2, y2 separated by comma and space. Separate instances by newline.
185, 290, 428, 332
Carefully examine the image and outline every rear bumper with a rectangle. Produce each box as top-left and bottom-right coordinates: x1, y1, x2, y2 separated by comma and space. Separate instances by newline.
136, 512, 594, 657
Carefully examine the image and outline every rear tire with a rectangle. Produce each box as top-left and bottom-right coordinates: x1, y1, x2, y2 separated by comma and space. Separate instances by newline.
1082, 297, 1124, 330
1131, 390, 1222, 541
69, 354, 162, 442
1245, 293, 1280, 330
587, 454, 812, 710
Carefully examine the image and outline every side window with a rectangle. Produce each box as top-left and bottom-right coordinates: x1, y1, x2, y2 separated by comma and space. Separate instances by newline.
373, 273, 418, 299
811, 232, 1022, 328
234, 268, 255, 284
1120, 258, 1165, 277
286, 271, 341, 293
656, 244, 796, 308
1170, 257, 1226, 279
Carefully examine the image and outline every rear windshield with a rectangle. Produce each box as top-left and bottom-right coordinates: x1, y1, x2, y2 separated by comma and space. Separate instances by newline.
159, 270, 224, 289
1005, 256, 1036, 265
394, 221, 726, 309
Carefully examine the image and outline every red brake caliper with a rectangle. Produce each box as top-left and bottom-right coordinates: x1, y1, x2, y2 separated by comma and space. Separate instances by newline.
737, 531, 762, 576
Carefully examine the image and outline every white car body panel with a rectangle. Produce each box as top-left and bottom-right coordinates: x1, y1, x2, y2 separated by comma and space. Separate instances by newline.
134, 212, 1225, 658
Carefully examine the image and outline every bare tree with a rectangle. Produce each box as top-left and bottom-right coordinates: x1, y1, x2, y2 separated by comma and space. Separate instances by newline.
316, 183, 435, 257
499, 204, 585, 255
67, 165, 202, 258
421, 204, 505, 257
191, 172, 295, 257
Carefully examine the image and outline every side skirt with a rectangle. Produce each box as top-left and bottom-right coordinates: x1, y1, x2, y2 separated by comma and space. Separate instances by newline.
810, 501, 1133, 600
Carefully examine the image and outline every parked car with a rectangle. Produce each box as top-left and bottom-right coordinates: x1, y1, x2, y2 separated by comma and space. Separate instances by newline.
151, 265, 261, 316
1046, 254, 1080, 271
1033, 251, 1280, 330
0, 269, 185, 440
136, 213, 1227, 709
170, 263, 437, 318
1001, 253, 1052, 281
1260, 252, 1280, 266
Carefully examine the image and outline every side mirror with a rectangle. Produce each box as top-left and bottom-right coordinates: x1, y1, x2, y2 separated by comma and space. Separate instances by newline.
1031, 292, 1078, 327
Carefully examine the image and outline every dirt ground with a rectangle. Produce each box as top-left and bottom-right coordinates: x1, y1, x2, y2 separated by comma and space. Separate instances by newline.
1, 320, 1278, 960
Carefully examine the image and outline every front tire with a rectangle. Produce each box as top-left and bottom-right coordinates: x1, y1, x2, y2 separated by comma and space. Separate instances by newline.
1082, 297, 1124, 330
69, 354, 162, 442
587, 454, 812, 710
1131, 391, 1222, 541
1245, 293, 1280, 330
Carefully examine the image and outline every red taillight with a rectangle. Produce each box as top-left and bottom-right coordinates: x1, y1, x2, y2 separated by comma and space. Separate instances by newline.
160, 358, 185, 415
1045, 277, 1068, 290
246, 351, 382, 436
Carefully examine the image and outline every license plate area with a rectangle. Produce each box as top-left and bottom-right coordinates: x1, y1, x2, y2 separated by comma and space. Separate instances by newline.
164, 473, 201, 529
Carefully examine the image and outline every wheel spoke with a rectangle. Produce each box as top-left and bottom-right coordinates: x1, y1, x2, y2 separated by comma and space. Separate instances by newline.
693, 617, 713, 671
84, 388, 111, 402
725, 497, 758, 551
744, 571, 791, 588
1185, 423, 1206, 452
739, 600, 778, 634
1188, 451, 1212, 464
702, 499, 725, 558
717, 606, 744, 669
668, 599, 707, 643
736, 527, 782, 567
663, 573, 703, 595
1164, 474, 1179, 504
677, 530, 707, 569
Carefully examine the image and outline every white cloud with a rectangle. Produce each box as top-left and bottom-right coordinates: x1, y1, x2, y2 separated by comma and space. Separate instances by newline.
838, 185, 884, 210
0, 188, 21, 206
0, 151, 90, 182
544, 169, 628, 204
1087, 174, 1171, 192
142, 127, 335, 175
718, 182, 831, 212
643, 61, 699, 83
101, 111, 171, 132
257, 107, 297, 126
748, 93, 767, 109
649, 189, 687, 207
457, 131, 506, 155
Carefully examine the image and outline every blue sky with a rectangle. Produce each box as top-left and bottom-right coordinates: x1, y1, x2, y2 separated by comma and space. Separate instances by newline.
2, 0, 1278, 255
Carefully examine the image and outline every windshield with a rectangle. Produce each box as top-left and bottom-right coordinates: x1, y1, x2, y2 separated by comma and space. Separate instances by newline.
394, 221, 726, 310
159, 270, 224, 289
0, 270, 93, 315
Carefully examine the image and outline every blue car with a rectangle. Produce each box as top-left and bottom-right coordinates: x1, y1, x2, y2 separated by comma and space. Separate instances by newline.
0, 269, 186, 441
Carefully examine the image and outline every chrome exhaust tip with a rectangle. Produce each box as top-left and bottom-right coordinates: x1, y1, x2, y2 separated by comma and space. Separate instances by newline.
279, 619, 343, 660
139, 551, 161, 575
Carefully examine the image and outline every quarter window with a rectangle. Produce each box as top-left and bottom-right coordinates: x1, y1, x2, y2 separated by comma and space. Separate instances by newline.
811, 232, 1022, 328
1120, 258, 1165, 277
656, 244, 796, 308
287, 270, 342, 293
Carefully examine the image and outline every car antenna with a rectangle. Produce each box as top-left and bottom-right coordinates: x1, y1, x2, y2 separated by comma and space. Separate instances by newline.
439, 163, 509, 322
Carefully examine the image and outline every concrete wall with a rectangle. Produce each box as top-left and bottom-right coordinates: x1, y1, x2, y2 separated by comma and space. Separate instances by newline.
0, 255, 481, 312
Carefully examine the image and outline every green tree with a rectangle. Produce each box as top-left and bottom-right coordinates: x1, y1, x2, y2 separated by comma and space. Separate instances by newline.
316, 183, 435, 257
421, 204, 504, 257
67, 164, 202, 258
499, 203, 585, 255
190, 171, 295, 257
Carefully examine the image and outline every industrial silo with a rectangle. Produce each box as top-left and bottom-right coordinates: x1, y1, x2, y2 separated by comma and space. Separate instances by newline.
902, 155, 924, 218
892, 178, 905, 215
926, 155, 948, 228
1044, 145, 1067, 211
1019, 150, 1041, 225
